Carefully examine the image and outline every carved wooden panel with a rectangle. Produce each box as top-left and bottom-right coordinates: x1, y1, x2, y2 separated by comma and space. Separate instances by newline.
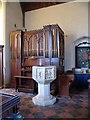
23, 30, 43, 57
10, 31, 22, 87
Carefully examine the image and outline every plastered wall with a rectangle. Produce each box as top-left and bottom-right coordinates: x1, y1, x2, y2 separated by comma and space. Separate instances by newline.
0, 3, 3, 45
25, 2, 88, 71
4, 2, 23, 86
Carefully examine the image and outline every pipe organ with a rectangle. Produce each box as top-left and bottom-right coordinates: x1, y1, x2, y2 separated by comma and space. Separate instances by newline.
10, 24, 64, 93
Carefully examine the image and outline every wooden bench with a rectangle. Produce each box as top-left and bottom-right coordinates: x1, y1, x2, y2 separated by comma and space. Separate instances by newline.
14, 75, 36, 93
14, 58, 44, 93
0, 93, 21, 119
58, 74, 74, 96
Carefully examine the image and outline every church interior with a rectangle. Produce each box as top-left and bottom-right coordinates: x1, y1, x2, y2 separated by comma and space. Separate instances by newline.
0, 0, 89, 119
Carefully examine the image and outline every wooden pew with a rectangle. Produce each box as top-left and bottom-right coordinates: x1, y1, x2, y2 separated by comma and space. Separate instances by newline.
58, 74, 74, 96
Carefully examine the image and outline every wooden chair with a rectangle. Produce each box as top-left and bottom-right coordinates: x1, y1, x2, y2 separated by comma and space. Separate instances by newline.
14, 57, 44, 93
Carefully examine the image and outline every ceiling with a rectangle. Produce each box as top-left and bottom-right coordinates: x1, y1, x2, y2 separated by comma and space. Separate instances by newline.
20, 1, 74, 13
20, 1, 74, 26
20, 2, 64, 13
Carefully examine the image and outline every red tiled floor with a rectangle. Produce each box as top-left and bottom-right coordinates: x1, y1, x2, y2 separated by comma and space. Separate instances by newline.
0, 88, 88, 119
44, 110, 56, 117
58, 112, 74, 118
31, 107, 41, 113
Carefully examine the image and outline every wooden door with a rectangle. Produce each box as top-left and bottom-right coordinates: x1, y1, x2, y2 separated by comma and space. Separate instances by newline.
10, 31, 22, 88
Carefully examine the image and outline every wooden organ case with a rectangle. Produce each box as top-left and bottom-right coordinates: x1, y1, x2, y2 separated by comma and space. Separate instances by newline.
10, 24, 64, 93
10, 31, 23, 88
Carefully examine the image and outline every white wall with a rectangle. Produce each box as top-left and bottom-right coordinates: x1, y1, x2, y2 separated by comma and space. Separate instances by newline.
0, 2, 3, 45
25, 2, 88, 71
4, 2, 23, 86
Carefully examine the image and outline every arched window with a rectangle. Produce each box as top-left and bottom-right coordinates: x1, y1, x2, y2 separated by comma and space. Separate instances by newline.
75, 38, 90, 68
